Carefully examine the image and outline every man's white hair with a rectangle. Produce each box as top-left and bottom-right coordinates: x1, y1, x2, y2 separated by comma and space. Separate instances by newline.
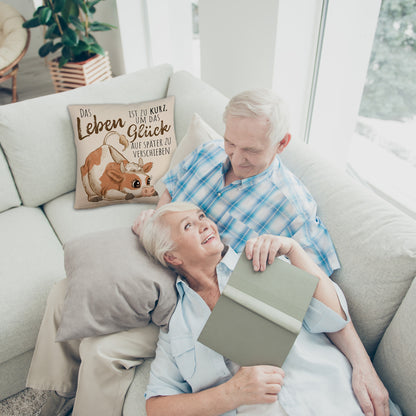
223, 89, 290, 145
140, 201, 200, 267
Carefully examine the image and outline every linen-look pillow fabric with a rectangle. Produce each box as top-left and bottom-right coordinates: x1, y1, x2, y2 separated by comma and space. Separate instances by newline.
56, 227, 177, 342
68, 96, 176, 209
154, 113, 222, 195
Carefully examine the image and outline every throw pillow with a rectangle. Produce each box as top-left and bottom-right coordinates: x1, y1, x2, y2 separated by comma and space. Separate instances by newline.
56, 227, 178, 342
155, 113, 222, 195
68, 96, 176, 209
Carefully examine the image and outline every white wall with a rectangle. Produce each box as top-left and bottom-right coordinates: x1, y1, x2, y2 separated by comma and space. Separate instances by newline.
199, 0, 280, 98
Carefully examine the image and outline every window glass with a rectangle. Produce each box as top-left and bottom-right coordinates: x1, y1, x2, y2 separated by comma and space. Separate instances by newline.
348, 0, 416, 218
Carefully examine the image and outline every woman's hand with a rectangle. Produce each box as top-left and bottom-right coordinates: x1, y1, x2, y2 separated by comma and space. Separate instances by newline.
245, 235, 297, 271
131, 209, 156, 236
225, 365, 285, 407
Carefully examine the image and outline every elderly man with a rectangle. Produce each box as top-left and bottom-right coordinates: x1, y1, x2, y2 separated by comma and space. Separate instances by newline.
28, 90, 388, 416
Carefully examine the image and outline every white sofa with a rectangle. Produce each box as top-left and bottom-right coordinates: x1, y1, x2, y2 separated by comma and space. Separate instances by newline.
0, 64, 415, 416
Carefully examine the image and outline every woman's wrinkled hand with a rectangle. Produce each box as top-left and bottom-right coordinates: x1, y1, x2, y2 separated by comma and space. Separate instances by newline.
225, 365, 285, 407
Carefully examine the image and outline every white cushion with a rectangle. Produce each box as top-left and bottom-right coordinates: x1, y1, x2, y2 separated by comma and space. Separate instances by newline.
167, 71, 228, 143
43, 191, 155, 244
280, 141, 416, 356
0, 145, 20, 212
0, 64, 173, 207
0, 206, 65, 364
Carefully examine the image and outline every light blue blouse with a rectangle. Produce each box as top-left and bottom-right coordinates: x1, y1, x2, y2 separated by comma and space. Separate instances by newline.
145, 248, 399, 415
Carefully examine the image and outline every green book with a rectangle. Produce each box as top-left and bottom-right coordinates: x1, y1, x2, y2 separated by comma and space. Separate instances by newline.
198, 255, 319, 367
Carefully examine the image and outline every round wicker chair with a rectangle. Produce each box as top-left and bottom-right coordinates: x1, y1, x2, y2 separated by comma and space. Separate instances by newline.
0, 2, 30, 103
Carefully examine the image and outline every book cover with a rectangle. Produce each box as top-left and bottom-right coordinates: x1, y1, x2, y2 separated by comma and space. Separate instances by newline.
198, 255, 319, 367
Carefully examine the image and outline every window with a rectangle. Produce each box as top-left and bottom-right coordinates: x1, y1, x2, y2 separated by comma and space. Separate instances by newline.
347, 0, 416, 218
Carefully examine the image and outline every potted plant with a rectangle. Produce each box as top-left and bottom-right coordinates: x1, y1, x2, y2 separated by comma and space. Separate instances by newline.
23, 0, 116, 92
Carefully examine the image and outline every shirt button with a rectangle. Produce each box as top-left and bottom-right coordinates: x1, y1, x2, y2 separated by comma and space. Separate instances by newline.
217, 192, 222, 197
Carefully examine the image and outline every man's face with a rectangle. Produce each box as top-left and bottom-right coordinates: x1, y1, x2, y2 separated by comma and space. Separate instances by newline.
224, 116, 279, 179
163, 209, 224, 267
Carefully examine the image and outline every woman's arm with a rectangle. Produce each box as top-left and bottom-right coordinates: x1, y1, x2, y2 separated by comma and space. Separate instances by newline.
245, 235, 390, 416
147, 365, 284, 416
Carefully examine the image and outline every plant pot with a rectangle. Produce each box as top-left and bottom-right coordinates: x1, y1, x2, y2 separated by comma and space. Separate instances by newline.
47, 52, 112, 93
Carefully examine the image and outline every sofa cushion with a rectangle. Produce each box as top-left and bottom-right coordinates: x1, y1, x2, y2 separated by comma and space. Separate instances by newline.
280, 141, 416, 357
166, 71, 228, 143
56, 228, 177, 341
373, 277, 416, 416
0, 145, 20, 213
0, 206, 65, 364
68, 97, 176, 209
0, 64, 173, 207
43, 191, 154, 244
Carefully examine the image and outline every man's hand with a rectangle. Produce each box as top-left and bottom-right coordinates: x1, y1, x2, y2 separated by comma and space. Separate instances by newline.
352, 364, 390, 416
245, 235, 296, 272
225, 365, 284, 408
131, 209, 156, 236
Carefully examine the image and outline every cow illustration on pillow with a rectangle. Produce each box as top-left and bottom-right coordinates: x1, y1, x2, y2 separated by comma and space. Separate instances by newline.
80, 131, 157, 202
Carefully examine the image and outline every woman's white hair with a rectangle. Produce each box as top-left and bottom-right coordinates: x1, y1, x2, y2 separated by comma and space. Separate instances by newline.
139, 201, 200, 267
223, 89, 290, 145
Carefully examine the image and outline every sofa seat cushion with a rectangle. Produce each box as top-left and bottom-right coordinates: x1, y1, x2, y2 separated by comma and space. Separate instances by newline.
0, 64, 173, 208
280, 141, 416, 356
43, 192, 155, 244
373, 277, 416, 416
123, 358, 153, 416
0, 206, 65, 364
0, 145, 20, 212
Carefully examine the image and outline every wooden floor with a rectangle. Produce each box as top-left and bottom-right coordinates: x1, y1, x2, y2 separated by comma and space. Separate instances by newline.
0, 56, 56, 106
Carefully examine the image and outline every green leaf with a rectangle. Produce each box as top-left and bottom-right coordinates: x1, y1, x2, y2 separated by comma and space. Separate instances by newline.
69, 16, 85, 32
39, 7, 53, 24
62, 28, 79, 46
59, 55, 69, 68
38, 41, 54, 57
89, 22, 115, 31
61, 45, 72, 59
89, 43, 105, 56
23, 17, 41, 28
51, 42, 63, 53
62, 0, 79, 21
44, 23, 59, 39
53, 0, 65, 13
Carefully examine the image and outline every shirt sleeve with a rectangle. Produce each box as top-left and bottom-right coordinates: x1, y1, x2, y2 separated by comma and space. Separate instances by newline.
145, 330, 191, 400
290, 216, 340, 277
303, 282, 351, 334
162, 143, 206, 199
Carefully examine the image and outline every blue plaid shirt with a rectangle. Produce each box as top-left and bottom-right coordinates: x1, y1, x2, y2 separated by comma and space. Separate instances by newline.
163, 140, 340, 275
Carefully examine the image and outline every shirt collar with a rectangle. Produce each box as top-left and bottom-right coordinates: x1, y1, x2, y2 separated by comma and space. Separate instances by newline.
175, 246, 239, 295
221, 156, 279, 186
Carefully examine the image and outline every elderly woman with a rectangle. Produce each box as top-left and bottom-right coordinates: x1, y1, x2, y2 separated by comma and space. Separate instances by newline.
140, 202, 400, 416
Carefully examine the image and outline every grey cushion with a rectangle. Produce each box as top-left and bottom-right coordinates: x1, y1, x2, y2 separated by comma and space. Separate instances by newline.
0, 64, 173, 207
56, 227, 177, 341
280, 141, 416, 356
0, 206, 65, 364
0, 145, 20, 213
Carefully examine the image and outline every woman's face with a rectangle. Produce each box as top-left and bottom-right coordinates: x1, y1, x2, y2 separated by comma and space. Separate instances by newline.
163, 209, 224, 266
